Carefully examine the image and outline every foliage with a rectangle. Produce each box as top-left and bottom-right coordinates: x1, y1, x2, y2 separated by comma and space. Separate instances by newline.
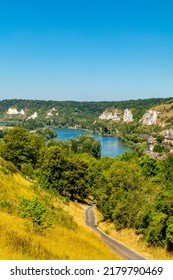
61, 155, 89, 199
39, 146, 90, 200
21, 163, 34, 179
139, 155, 162, 178
39, 146, 68, 191
1, 128, 44, 169
66, 134, 101, 158
0, 199, 13, 213
18, 198, 55, 232
166, 217, 173, 248
153, 144, 163, 153
35, 128, 57, 140
145, 212, 167, 246
0, 158, 18, 174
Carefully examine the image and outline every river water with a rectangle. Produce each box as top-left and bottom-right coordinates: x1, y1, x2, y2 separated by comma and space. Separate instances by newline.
54, 128, 130, 157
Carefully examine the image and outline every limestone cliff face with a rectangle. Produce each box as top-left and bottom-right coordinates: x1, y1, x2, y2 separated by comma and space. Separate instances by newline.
141, 110, 158, 125
123, 109, 133, 122
27, 112, 38, 120
99, 108, 133, 122
20, 109, 25, 115
99, 109, 121, 121
7, 107, 25, 115
46, 108, 56, 117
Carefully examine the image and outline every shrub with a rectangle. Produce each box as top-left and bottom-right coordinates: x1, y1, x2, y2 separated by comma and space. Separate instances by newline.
18, 198, 55, 232
0, 199, 13, 213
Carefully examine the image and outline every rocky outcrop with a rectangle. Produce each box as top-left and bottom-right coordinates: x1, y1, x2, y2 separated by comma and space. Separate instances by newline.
99, 108, 133, 122
7, 107, 25, 115
46, 108, 56, 117
99, 109, 121, 121
20, 109, 25, 115
123, 109, 133, 122
141, 110, 158, 125
27, 112, 38, 120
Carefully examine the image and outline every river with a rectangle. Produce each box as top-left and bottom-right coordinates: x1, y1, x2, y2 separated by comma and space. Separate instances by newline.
54, 128, 130, 157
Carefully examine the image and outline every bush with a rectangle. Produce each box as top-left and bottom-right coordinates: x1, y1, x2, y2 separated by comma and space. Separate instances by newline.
18, 198, 55, 232
0, 199, 13, 213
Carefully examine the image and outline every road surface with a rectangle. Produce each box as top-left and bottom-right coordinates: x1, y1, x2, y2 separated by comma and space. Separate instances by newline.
85, 205, 147, 260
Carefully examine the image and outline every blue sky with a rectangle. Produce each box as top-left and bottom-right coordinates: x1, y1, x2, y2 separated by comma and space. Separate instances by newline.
0, 0, 173, 101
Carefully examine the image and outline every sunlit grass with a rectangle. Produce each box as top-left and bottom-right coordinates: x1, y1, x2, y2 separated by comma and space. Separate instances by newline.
0, 210, 118, 260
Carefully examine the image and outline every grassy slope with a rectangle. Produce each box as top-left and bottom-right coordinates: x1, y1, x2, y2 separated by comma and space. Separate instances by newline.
152, 102, 173, 126
0, 158, 119, 260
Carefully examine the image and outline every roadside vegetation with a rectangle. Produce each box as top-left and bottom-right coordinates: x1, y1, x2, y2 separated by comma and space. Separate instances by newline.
94, 208, 173, 260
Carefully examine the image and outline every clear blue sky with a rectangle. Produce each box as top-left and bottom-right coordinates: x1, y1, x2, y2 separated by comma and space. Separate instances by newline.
0, 0, 173, 101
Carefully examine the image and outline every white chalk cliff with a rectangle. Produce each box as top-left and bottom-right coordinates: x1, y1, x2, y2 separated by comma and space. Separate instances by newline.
99, 109, 121, 121
123, 109, 133, 122
141, 110, 158, 125
27, 112, 38, 120
7, 107, 25, 115
46, 108, 56, 117
19, 109, 25, 115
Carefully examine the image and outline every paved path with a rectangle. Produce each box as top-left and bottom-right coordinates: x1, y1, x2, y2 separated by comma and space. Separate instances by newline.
85, 205, 147, 260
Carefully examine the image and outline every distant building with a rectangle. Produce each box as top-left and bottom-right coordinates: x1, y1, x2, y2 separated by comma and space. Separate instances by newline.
164, 129, 173, 140
140, 134, 151, 139
140, 134, 157, 143
163, 129, 173, 145
165, 129, 171, 138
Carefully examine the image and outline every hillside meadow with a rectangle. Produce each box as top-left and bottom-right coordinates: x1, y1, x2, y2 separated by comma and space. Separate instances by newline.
0, 158, 119, 260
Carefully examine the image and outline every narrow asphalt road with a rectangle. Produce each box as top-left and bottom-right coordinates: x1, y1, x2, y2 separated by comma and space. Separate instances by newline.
85, 205, 147, 260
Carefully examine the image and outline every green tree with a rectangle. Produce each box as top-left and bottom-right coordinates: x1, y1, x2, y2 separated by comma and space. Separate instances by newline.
1, 127, 44, 169
40, 147, 90, 200
166, 217, 173, 249
153, 144, 163, 153
39, 146, 68, 192
156, 135, 164, 143
68, 134, 101, 158
36, 128, 57, 140
145, 212, 167, 246
139, 155, 161, 178
62, 155, 89, 200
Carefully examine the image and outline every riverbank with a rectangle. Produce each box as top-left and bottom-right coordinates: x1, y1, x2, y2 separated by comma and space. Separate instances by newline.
54, 128, 131, 157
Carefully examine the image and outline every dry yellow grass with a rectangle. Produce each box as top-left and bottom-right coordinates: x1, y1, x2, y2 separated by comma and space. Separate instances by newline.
0, 208, 119, 260
94, 208, 173, 260
0, 171, 34, 201
151, 102, 173, 125
152, 102, 173, 112
0, 158, 119, 260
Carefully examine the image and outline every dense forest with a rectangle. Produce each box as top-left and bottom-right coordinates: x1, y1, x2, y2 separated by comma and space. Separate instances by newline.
0, 127, 173, 252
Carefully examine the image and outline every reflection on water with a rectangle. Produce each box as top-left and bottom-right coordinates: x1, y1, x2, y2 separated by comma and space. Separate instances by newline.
54, 128, 130, 157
